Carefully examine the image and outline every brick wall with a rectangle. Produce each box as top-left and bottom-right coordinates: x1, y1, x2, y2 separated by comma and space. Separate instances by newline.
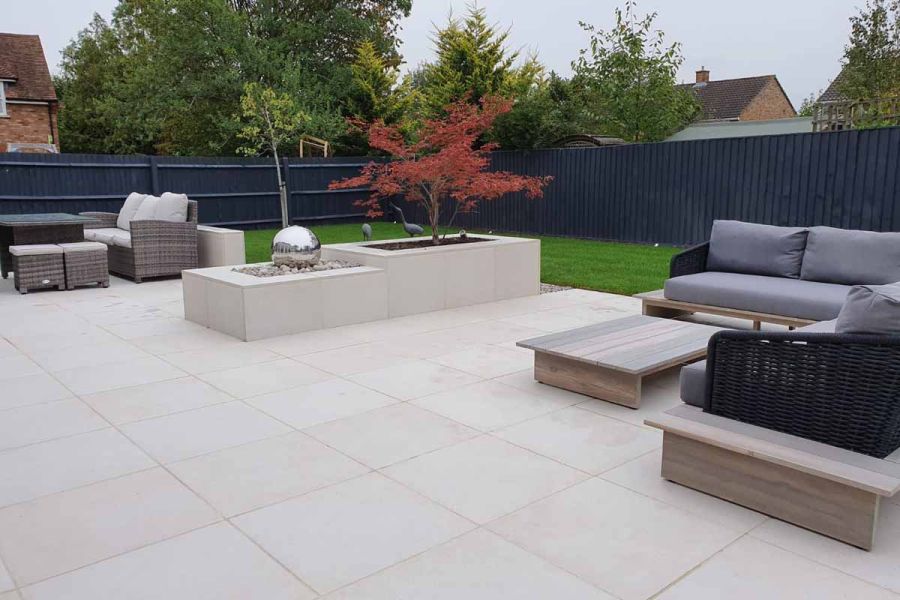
0, 102, 58, 151
740, 80, 797, 121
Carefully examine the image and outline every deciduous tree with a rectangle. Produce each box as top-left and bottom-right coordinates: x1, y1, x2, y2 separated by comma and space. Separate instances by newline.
329, 97, 552, 245
840, 0, 900, 100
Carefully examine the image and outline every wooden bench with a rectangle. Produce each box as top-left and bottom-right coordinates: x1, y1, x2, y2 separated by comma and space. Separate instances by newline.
646, 405, 900, 550
634, 289, 816, 330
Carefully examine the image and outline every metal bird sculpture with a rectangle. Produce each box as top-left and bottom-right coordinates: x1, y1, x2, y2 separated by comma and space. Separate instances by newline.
362, 223, 372, 241
389, 203, 424, 237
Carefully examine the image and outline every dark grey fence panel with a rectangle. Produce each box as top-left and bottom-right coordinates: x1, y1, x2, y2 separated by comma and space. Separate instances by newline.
0, 127, 898, 244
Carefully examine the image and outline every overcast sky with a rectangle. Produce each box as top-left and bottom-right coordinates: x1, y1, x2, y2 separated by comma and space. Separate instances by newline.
6, 0, 859, 106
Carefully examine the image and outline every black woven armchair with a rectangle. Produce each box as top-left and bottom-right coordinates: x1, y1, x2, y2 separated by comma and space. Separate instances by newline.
669, 242, 709, 278
704, 330, 900, 458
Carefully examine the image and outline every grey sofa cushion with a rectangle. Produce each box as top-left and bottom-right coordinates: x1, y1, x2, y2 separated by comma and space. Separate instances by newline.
132, 195, 160, 222
679, 360, 707, 408
664, 271, 851, 321
156, 193, 190, 223
707, 220, 809, 279
835, 283, 900, 335
801, 226, 900, 285
798, 319, 837, 333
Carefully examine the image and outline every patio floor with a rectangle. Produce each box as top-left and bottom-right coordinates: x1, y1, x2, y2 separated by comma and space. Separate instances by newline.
0, 275, 898, 600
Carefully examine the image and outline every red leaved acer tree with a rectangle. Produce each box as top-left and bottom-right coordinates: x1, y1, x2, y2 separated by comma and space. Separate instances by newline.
329, 96, 552, 245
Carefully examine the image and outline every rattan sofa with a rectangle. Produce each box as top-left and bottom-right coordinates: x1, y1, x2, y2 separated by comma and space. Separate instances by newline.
80, 198, 198, 282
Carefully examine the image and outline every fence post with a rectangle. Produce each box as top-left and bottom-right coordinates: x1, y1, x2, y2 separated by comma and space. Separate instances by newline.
282, 157, 293, 224
149, 156, 160, 195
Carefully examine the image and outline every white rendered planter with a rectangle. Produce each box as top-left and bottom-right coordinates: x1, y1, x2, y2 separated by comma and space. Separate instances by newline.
183, 234, 540, 341
321, 234, 540, 318
183, 265, 388, 341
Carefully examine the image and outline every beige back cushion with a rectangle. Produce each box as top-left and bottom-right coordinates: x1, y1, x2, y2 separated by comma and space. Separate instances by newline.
116, 193, 147, 231
156, 193, 190, 223
132, 195, 160, 222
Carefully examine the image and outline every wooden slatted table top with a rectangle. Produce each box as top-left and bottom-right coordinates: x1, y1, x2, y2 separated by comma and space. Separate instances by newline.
516, 315, 724, 375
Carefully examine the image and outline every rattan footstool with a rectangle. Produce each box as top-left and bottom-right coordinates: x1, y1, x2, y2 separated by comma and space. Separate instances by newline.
60, 241, 110, 290
10, 244, 65, 294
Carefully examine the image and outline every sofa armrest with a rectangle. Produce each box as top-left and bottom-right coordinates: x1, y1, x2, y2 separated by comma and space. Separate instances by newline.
705, 330, 900, 458
129, 219, 198, 267
669, 242, 709, 278
79, 212, 118, 229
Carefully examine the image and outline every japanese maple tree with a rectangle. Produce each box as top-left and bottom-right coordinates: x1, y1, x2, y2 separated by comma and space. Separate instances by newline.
329, 96, 552, 245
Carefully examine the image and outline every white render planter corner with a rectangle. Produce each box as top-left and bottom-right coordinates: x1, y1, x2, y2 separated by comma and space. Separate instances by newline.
321, 234, 540, 317
183, 264, 388, 341
183, 234, 540, 341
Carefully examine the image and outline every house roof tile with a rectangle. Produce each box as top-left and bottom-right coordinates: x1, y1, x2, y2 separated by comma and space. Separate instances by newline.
0, 33, 57, 101
679, 75, 777, 121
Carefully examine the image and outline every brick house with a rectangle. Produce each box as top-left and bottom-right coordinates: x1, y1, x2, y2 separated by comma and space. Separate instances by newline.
680, 68, 796, 122
0, 33, 59, 152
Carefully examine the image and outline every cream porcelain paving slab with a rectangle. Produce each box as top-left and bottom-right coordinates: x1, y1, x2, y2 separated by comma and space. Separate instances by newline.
0, 468, 219, 586
499, 311, 595, 333
325, 529, 612, 600
0, 338, 18, 358
494, 368, 593, 404
129, 328, 240, 355
198, 359, 333, 399
601, 450, 768, 532
429, 344, 533, 378
367, 331, 470, 360
306, 404, 478, 469
494, 406, 662, 474
0, 373, 72, 411
0, 592, 18, 600
0, 558, 12, 593
443, 320, 546, 345
383, 435, 587, 524
0, 399, 108, 452
53, 356, 187, 396
160, 344, 282, 375
4, 327, 121, 354
348, 360, 481, 401
657, 537, 898, 600
751, 501, 900, 593
293, 342, 414, 376
0, 429, 154, 509
0, 355, 43, 381
246, 378, 398, 430
80, 377, 233, 425
101, 316, 201, 340
20, 523, 314, 600
252, 327, 368, 357
488, 478, 743, 600
233, 473, 474, 594
542, 304, 633, 325
26, 340, 151, 373
412, 380, 575, 432
169, 432, 368, 516
121, 401, 291, 463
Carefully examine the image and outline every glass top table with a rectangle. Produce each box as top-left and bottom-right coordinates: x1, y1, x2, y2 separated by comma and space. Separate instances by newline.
0, 213, 98, 225
0, 213, 98, 278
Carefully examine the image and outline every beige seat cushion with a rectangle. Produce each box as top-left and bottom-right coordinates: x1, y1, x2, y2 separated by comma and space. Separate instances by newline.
83, 228, 130, 248
10, 244, 63, 256
59, 242, 108, 253
116, 192, 147, 231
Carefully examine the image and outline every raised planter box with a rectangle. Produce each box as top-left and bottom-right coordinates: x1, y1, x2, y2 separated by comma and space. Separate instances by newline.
183, 234, 540, 341
183, 265, 388, 341
197, 225, 246, 267
321, 234, 540, 318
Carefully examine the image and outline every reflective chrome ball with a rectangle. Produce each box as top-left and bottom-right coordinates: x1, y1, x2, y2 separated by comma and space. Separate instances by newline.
272, 226, 321, 267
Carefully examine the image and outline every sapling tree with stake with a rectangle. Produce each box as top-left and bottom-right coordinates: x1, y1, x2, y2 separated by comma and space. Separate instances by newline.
329, 96, 552, 245
238, 83, 309, 228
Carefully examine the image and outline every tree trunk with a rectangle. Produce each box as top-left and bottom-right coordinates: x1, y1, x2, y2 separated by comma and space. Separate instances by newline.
272, 147, 289, 229
430, 199, 440, 245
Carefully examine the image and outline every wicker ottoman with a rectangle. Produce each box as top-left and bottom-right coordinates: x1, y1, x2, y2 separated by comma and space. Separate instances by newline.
60, 242, 109, 290
10, 244, 65, 294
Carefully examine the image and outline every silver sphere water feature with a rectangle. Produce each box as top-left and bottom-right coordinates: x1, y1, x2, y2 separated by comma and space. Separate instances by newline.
272, 226, 321, 268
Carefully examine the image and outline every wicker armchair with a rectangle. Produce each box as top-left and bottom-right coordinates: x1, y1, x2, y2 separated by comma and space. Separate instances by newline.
669, 242, 709, 278
80, 201, 198, 283
704, 330, 900, 458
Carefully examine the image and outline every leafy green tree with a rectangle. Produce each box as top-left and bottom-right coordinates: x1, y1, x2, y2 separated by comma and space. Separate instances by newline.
238, 83, 310, 227
418, 5, 543, 115
573, 1, 697, 142
797, 92, 820, 117
840, 0, 900, 101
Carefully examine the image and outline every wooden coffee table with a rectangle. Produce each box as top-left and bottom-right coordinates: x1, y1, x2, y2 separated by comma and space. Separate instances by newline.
517, 315, 723, 409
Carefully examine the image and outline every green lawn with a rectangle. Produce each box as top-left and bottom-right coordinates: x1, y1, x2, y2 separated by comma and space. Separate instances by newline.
245, 223, 678, 296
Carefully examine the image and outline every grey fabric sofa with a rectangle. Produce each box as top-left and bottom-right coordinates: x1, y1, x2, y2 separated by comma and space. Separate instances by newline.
663, 221, 900, 323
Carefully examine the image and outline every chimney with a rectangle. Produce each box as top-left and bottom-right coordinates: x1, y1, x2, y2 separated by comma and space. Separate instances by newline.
696, 67, 710, 84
